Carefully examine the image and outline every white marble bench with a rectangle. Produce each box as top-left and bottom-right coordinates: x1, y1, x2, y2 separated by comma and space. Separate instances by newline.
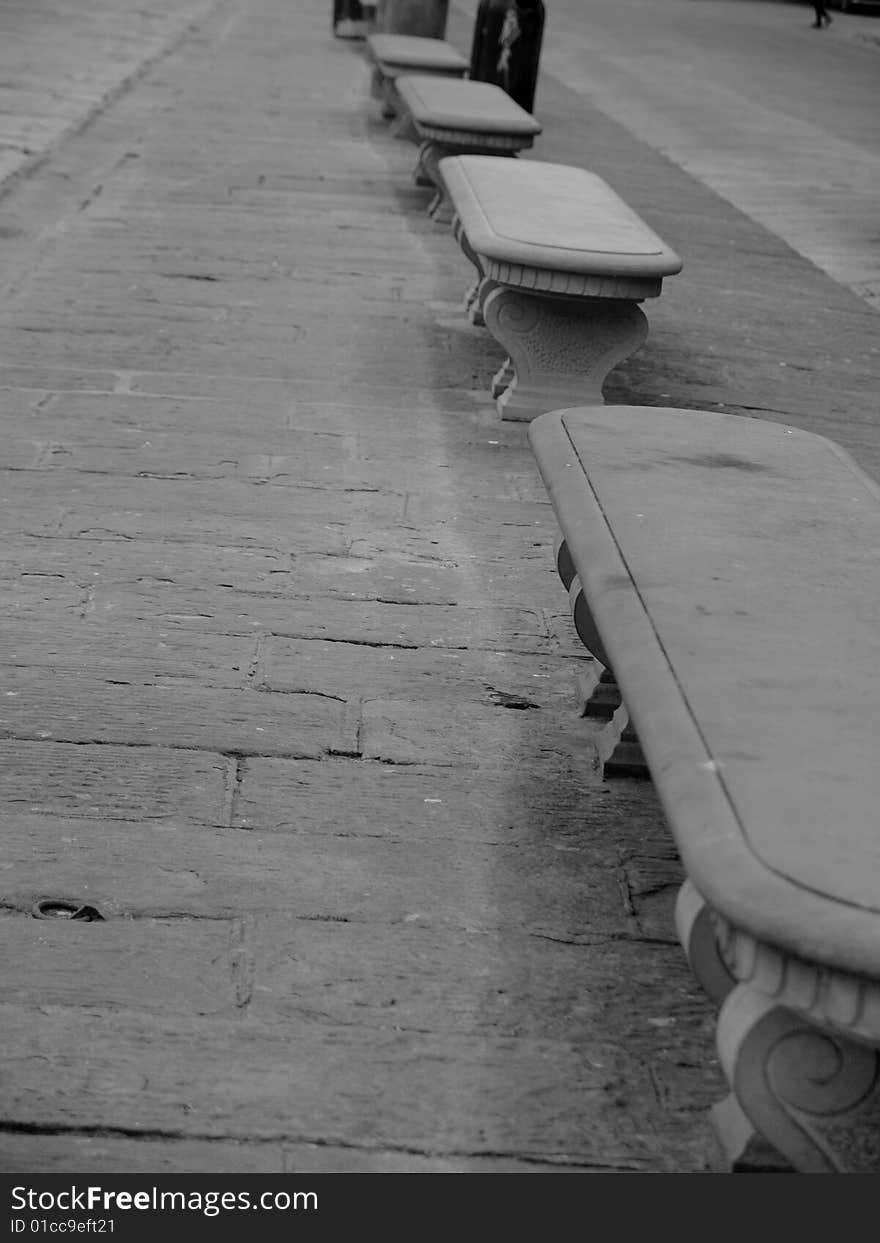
439, 155, 682, 421
529, 402, 880, 1173
365, 33, 468, 120
393, 75, 541, 223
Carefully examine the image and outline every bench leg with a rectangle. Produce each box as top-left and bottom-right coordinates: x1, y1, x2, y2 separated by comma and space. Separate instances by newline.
417, 141, 458, 223
553, 534, 575, 590
714, 969, 880, 1172
491, 356, 515, 398
674, 879, 736, 1006
563, 574, 648, 777
710, 1092, 795, 1173
379, 78, 398, 119
573, 664, 649, 781
595, 702, 650, 780
412, 148, 433, 188
369, 65, 385, 101
580, 667, 620, 720
453, 221, 488, 325
481, 287, 649, 422
392, 110, 419, 141
673, 887, 792, 1168
568, 576, 611, 669
472, 275, 500, 329
557, 539, 613, 709
465, 281, 485, 325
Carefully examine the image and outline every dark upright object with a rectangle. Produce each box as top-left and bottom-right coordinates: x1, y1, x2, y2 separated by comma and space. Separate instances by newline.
469, 0, 545, 114
333, 0, 370, 38
375, 0, 449, 37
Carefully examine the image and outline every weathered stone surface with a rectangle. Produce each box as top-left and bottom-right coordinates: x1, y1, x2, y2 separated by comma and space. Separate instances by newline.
8, 418, 554, 504
4, 572, 89, 619
5, 620, 252, 687
0, 808, 629, 938
245, 916, 692, 1039
0, 741, 227, 825
83, 585, 557, 654
359, 696, 600, 771
443, 156, 682, 280
0, 1132, 584, 1174
273, 548, 560, 608
0, 1002, 708, 1169
0, 365, 119, 392
235, 755, 648, 844
0, 912, 238, 1015
259, 636, 584, 705
0, 668, 350, 757
0, 471, 404, 540
122, 370, 483, 412
0, 0, 222, 191
0, 1134, 290, 1175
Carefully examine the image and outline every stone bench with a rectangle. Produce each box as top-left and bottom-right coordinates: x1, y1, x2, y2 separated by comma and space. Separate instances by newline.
393, 75, 542, 223
528, 402, 880, 1173
365, 33, 468, 120
439, 155, 682, 421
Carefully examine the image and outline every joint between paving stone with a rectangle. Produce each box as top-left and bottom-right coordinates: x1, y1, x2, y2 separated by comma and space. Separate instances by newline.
222, 754, 244, 828
229, 915, 254, 1011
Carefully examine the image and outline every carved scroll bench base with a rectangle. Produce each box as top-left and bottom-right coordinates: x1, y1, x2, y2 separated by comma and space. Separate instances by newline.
439, 155, 682, 420
483, 286, 650, 422
677, 881, 880, 1173
466, 279, 653, 419
528, 404, 880, 1171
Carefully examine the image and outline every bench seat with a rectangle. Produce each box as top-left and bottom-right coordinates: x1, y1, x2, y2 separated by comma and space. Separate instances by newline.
367, 33, 469, 73
365, 34, 468, 118
529, 402, 880, 1172
394, 75, 541, 222
439, 155, 682, 420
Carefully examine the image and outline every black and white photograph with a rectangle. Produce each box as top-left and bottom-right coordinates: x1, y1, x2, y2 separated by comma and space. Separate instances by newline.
1, 0, 879, 1206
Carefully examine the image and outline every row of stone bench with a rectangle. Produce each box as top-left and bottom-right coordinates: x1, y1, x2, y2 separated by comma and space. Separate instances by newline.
367, 33, 681, 422
364, 32, 880, 1174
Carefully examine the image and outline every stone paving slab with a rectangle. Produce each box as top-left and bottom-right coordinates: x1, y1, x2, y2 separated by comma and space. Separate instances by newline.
0, 810, 638, 941
0, 913, 237, 1014
0, 667, 353, 758
0, 741, 229, 825
0, 1003, 686, 1170
0, 1131, 614, 1174
5, 623, 251, 688
258, 639, 582, 704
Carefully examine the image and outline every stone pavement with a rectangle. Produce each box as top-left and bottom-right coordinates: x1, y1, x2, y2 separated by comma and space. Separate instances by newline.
0, 0, 224, 191
0, 0, 878, 1174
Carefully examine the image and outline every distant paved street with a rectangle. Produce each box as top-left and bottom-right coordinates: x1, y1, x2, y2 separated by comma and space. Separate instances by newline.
0, 0, 223, 190
0, 0, 878, 1173
502, 0, 880, 307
